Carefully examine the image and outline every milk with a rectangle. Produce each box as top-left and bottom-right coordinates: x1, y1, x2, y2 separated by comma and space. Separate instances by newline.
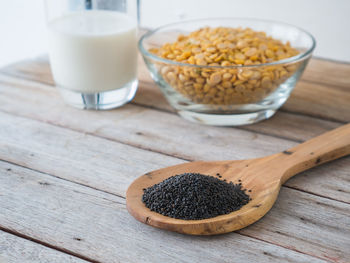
48, 11, 137, 93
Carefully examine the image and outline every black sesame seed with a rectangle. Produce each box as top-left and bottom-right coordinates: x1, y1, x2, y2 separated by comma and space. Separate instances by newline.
142, 173, 251, 220
215, 173, 222, 178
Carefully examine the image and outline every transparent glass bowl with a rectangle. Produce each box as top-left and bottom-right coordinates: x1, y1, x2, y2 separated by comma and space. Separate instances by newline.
139, 18, 316, 126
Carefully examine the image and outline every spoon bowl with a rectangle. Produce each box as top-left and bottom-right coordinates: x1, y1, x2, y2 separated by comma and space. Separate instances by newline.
127, 159, 281, 235
127, 124, 350, 235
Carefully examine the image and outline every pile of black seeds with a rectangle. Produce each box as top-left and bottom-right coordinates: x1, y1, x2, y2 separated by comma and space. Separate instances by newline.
142, 173, 251, 220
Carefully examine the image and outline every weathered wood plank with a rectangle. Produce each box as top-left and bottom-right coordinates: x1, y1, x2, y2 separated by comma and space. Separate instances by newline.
0, 110, 349, 261
0, 72, 341, 144
0, 76, 348, 203
1, 161, 343, 263
285, 157, 350, 203
0, 109, 295, 193
4, 56, 350, 90
0, 46, 348, 263
133, 78, 344, 137
1, 56, 349, 122
133, 56, 350, 123
1, 57, 53, 85
0, 111, 183, 197
302, 58, 350, 90
0, 75, 298, 159
239, 186, 350, 263
0, 231, 88, 263
283, 80, 350, 122
245, 111, 340, 142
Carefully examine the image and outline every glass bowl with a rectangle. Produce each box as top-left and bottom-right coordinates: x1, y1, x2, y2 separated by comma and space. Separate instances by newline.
139, 18, 316, 126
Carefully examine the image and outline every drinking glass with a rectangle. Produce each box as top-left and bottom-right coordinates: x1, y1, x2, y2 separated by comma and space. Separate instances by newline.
45, 0, 139, 110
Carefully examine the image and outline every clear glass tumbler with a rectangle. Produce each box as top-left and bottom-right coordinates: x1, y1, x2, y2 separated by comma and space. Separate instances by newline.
45, 0, 139, 110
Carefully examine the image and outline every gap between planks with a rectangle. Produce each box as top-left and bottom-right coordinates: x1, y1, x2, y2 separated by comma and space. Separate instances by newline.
0, 51, 348, 263
136, 79, 349, 124
236, 231, 330, 263
0, 227, 100, 263
0, 117, 348, 206
0, 184, 318, 263
282, 181, 350, 205
0, 75, 348, 204
0, 230, 91, 263
4, 54, 350, 89
0, 72, 343, 145
0, 109, 348, 261
0, 161, 340, 263
1, 148, 348, 208
0, 158, 126, 203
1, 55, 349, 124
1, 68, 346, 125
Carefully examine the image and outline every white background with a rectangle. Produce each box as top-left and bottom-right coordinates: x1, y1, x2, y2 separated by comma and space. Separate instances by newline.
1, 0, 349, 67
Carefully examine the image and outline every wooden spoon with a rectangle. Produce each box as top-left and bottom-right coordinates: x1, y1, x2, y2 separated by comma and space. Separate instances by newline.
126, 123, 350, 235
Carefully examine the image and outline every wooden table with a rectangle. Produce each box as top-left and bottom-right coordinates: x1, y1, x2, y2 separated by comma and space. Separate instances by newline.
0, 55, 349, 263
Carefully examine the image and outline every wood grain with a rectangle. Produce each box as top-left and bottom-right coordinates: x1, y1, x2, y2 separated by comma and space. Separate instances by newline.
1, 72, 341, 143
239, 187, 350, 263
0, 231, 88, 263
0, 76, 348, 203
0, 111, 183, 197
0, 110, 349, 260
1, 161, 344, 263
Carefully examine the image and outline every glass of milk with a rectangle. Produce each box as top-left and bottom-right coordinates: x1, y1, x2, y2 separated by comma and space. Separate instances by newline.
45, 0, 139, 110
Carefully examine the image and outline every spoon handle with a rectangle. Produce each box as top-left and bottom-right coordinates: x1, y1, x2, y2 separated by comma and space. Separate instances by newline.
276, 123, 350, 184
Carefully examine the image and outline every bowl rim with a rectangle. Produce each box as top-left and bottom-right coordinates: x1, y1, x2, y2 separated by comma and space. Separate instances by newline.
138, 17, 316, 69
